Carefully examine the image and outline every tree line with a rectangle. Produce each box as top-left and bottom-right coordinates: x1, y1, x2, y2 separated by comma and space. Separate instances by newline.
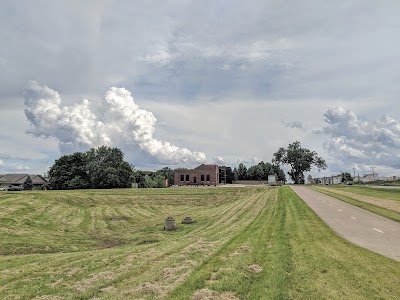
233, 162, 286, 182
47, 141, 327, 189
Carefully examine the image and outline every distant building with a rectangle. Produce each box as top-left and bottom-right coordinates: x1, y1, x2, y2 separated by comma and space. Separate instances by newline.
319, 174, 342, 185
0, 174, 48, 190
174, 164, 233, 186
360, 173, 379, 183
378, 176, 397, 181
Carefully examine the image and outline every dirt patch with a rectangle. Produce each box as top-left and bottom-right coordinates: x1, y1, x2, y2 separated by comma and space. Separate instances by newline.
317, 187, 400, 213
192, 288, 239, 300
248, 264, 263, 273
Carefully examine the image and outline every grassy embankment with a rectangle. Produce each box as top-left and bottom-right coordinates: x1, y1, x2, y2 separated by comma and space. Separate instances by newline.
311, 185, 400, 223
0, 187, 399, 299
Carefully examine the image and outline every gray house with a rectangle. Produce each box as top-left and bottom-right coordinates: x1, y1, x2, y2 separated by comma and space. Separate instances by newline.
0, 174, 48, 190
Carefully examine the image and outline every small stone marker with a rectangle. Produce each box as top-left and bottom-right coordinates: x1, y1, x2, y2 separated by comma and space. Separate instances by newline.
164, 216, 177, 230
182, 216, 194, 224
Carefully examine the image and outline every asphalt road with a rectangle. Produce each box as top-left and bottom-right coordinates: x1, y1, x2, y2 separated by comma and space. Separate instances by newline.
291, 186, 400, 261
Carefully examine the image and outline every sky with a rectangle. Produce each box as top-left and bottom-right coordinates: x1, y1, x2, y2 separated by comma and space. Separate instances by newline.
1, 0, 400, 179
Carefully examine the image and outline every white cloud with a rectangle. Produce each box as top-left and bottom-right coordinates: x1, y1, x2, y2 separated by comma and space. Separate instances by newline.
213, 156, 225, 164
24, 81, 207, 165
14, 164, 30, 171
0, 159, 4, 167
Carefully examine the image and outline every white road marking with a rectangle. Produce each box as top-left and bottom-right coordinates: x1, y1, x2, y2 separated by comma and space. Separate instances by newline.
338, 209, 342, 212
322, 200, 326, 203
372, 228, 384, 233
351, 217, 357, 220
329, 204, 333, 207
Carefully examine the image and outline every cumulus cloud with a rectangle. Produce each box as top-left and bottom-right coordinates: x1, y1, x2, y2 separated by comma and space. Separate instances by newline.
24, 81, 207, 165
282, 120, 304, 129
0, 159, 4, 167
319, 107, 400, 169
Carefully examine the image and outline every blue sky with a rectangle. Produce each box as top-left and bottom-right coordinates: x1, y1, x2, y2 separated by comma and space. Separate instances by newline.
1, 0, 400, 178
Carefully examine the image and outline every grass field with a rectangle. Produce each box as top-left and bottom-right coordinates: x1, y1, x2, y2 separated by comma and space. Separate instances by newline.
312, 185, 400, 223
0, 187, 399, 299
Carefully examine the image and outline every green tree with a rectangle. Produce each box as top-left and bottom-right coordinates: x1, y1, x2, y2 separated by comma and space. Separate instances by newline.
273, 141, 327, 184
342, 172, 353, 183
258, 161, 272, 180
49, 152, 90, 190
247, 165, 264, 180
238, 163, 247, 180
23, 175, 33, 190
272, 164, 287, 182
159, 167, 174, 186
86, 146, 132, 189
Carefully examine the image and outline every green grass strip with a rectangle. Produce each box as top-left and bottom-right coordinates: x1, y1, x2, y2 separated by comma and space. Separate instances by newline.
311, 187, 400, 223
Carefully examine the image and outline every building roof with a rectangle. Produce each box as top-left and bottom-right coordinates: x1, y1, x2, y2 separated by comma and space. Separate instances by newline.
0, 174, 48, 185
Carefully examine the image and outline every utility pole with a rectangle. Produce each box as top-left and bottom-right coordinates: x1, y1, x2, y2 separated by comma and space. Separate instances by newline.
371, 166, 375, 185
352, 167, 356, 179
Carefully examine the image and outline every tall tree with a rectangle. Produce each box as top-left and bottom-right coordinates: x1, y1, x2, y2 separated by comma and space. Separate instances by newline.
273, 141, 327, 184
258, 161, 272, 180
86, 146, 132, 189
49, 152, 90, 189
238, 163, 247, 180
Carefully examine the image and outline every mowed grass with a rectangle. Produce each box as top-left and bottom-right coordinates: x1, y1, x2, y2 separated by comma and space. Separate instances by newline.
311, 185, 400, 223
0, 187, 399, 299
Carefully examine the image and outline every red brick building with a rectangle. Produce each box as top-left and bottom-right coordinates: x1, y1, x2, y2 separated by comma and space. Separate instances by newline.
174, 164, 219, 186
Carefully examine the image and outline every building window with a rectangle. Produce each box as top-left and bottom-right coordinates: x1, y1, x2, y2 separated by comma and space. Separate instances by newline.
206, 174, 210, 181
180, 174, 184, 182
201, 174, 205, 181
186, 174, 189, 181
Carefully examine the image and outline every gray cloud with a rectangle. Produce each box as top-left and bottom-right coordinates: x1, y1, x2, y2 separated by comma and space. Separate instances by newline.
24, 81, 207, 165
319, 107, 400, 169
282, 121, 304, 129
